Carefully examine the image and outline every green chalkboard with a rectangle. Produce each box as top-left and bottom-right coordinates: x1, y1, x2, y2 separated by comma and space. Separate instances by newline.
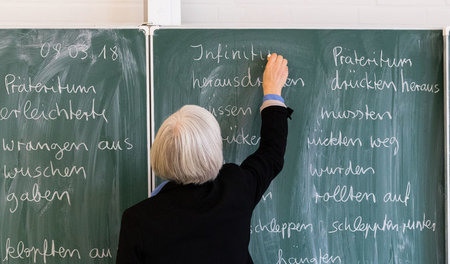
152, 29, 445, 263
0, 29, 148, 262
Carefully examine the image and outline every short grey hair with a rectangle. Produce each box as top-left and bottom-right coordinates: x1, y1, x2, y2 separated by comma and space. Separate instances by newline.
151, 105, 223, 184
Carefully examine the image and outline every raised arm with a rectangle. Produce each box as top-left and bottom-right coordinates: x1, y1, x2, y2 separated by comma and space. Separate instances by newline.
241, 53, 292, 206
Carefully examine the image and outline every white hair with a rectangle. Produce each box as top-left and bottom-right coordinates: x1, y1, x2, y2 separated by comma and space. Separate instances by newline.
150, 105, 223, 184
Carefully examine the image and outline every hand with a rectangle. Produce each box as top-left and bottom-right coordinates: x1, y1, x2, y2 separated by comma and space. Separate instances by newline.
262, 53, 288, 96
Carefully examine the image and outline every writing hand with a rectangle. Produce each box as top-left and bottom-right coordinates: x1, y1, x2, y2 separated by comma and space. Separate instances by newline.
262, 53, 288, 96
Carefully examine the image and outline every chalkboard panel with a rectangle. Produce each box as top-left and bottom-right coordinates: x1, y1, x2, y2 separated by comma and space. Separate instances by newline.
0, 29, 148, 262
152, 29, 445, 263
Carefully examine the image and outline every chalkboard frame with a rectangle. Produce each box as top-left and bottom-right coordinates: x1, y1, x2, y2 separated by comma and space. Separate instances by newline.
444, 26, 450, 264
150, 25, 448, 263
140, 25, 153, 197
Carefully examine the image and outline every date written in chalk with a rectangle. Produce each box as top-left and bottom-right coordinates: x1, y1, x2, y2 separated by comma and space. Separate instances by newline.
40, 42, 119, 61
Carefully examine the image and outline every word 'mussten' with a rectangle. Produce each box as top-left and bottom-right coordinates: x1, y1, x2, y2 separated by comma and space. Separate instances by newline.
320, 105, 392, 121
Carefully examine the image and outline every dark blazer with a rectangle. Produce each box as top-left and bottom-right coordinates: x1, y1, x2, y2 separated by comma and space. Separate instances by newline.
116, 105, 292, 264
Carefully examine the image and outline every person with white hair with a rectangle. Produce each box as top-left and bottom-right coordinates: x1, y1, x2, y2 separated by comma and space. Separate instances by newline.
117, 53, 292, 264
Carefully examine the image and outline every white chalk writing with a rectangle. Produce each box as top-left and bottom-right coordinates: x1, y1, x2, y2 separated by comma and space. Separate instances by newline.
223, 127, 260, 146
329, 214, 436, 239
369, 136, 399, 155
329, 215, 399, 239
192, 68, 303, 89
320, 105, 392, 121
276, 248, 342, 264
383, 182, 411, 206
97, 138, 133, 151
401, 69, 440, 93
307, 131, 362, 148
0, 100, 108, 122
89, 248, 112, 259
309, 160, 375, 177
191, 43, 269, 63
331, 70, 397, 91
314, 185, 376, 203
3, 162, 86, 179
4, 74, 96, 95
2, 138, 88, 160
253, 218, 313, 239
208, 105, 252, 117
333, 46, 412, 68
6, 183, 71, 213
3, 238, 81, 263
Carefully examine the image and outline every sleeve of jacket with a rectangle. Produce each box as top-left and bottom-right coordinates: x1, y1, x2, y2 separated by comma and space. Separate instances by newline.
116, 208, 144, 264
240, 105, 292, 206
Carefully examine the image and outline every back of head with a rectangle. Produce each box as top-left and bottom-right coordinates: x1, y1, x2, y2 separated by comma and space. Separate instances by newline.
150, 105, 223, 184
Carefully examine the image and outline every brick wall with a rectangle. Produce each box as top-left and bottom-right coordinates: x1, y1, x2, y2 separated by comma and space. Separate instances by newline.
1, 0, 450, 28
0, 0, 144, 27
181, 0, 450, 28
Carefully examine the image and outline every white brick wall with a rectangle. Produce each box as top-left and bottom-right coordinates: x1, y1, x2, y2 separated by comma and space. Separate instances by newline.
0, 0, 144, 27
1, 0, 450, 28
181, 0, 450, 28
